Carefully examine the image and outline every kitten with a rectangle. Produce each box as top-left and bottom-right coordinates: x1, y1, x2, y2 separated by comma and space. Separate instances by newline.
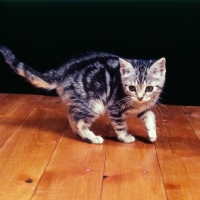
0, 45, 166, 144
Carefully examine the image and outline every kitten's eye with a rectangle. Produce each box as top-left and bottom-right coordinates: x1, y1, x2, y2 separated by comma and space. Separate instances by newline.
129, 85, 136, 91
145, 86, 153, 92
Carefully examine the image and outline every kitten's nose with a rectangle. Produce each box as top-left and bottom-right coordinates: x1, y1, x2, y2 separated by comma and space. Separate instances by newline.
137, 97, 143, 101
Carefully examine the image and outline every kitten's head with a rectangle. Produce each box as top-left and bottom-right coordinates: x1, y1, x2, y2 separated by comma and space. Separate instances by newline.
119, 57, 166, 105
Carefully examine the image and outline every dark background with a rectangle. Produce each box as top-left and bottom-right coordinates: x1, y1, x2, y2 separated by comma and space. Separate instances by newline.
0, 0, 200, 105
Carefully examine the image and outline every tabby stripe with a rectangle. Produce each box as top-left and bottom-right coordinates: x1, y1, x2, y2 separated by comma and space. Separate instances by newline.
111, 118, 125, 122
137, 110, 149, 118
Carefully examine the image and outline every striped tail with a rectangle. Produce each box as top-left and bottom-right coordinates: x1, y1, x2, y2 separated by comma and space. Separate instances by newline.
0, 45, 57, 90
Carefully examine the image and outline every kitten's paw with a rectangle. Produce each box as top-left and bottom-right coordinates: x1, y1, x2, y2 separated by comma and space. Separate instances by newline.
149, 136, 157, 142
118, 134, 135, 143
85, 135, 104, 144
148, 130, 157, 142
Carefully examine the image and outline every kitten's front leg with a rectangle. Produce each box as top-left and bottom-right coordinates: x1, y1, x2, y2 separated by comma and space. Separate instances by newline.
109, 112, 135, 143
138, 110, 157, 142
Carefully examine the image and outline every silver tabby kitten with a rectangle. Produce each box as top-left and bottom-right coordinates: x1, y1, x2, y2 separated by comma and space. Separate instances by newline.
0, 45, 166, 144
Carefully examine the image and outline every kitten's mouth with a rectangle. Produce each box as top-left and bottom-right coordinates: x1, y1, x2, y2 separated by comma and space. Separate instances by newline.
131, 97, 147, 104
136, 100, 147, 104
133, 98, 150, 105
131, 99, 146, 105
137, 100, 144, 104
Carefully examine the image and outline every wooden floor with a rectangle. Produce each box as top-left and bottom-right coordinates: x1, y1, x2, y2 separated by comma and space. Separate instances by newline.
0, 94, 200, 200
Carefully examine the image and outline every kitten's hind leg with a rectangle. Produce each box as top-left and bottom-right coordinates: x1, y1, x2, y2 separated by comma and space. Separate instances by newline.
68, 112, 104, 144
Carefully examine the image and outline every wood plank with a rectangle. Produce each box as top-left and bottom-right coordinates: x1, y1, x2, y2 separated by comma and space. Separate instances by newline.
155, 105, 200, 200
0, 94, 30, 117
36, 95, 67, 114
0, 94, 43, 148
152, 104, 183, 123
0, 117, 25, 149
0, 93, 8, 101
91, 113, 110, 137
0, 105, 67, 199
1, 94, 200, 199
181, 106, 200, 140
101, 115, 167, 200
0, 94, 43, 118
181, 106, 200, 115
32, 129, 108, 200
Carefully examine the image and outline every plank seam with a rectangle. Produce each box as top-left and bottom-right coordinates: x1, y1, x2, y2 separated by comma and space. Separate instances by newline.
0, 94, 44, 150
100, 140, 108, 200
30, 124, 68, 200
155, 122, 170, 200
181, 106, 200, 142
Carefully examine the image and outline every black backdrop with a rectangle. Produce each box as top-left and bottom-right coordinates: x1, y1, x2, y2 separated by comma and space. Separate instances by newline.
0, 0, 200, 105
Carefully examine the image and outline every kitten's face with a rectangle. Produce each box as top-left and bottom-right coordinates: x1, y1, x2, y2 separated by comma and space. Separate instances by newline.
119, 58, 166, 105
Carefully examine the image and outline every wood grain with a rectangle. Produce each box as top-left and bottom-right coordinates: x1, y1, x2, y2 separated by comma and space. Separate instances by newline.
0, 94, 200, 200
101, 115, 167, 200
155, 105, 200, 200
0, 93, 8, 101
0, 98, 67, 199
0, 94, 41, 118
181, 106, 200, 140
0, 94, 43, 148
32, 129, 107, 200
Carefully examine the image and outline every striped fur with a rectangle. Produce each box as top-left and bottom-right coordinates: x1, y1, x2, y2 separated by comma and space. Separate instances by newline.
0, 45, 166, 144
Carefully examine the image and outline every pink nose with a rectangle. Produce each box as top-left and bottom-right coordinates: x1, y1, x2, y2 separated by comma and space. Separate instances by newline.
137, 97, 143, 101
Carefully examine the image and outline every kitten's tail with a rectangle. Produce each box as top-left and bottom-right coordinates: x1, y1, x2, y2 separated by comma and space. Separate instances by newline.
0, 45, 57, 90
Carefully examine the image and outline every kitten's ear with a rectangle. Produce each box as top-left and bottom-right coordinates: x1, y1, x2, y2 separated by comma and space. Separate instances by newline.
151, 58, 166, 76
119, 58, 133, 76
